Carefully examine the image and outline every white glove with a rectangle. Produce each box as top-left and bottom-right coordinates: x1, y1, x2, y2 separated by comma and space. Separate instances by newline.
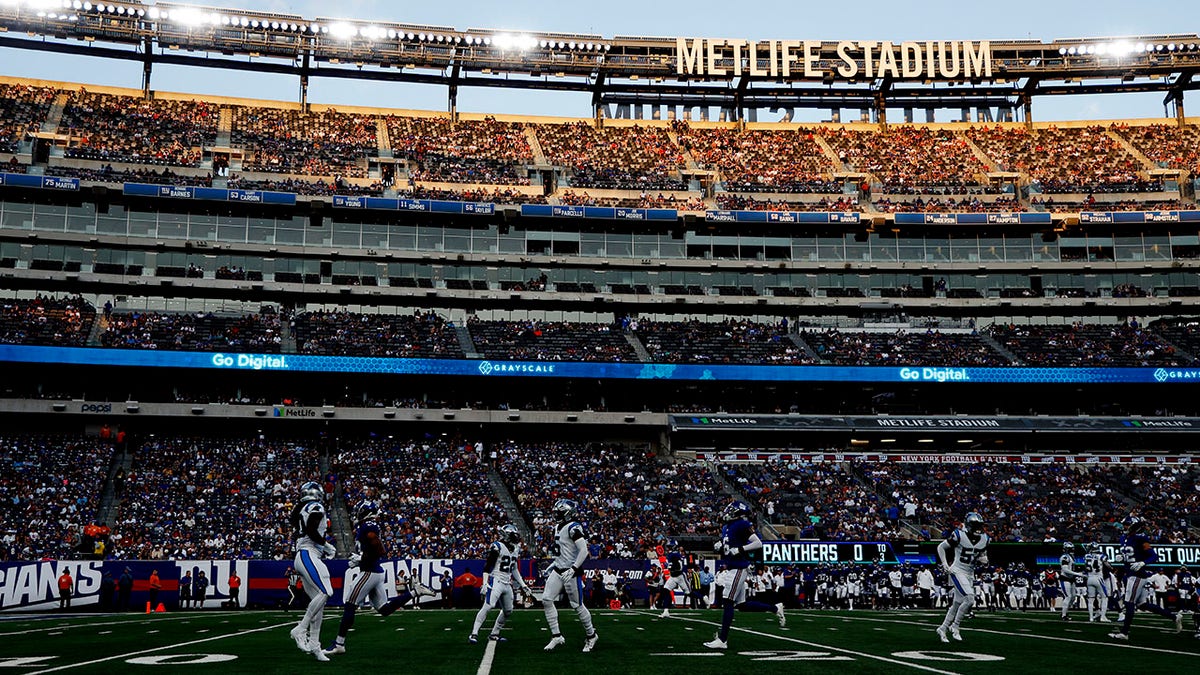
1130, 561, 1145, 572
559, 567, 576, 582
348, 553, 361, 568
713, 540, 724, 552
723, 544, 741, 556
943, 564, 953, 574
321, 542, 337, 559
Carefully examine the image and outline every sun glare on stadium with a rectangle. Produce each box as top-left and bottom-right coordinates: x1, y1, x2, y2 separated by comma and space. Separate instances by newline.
491, 32, 538, 52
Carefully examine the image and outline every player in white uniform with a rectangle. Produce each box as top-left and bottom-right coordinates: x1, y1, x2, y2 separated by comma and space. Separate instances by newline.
541, 499, 599, 653
1059, 542, 1085, 620
470, 524, 534, 643
936, 512, 989, 643
660, 557, 692, 617
288, 481, 336, 662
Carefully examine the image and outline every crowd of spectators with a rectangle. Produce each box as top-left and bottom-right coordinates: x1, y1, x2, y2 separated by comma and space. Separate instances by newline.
45, 164, 214, 187
987, 321, 1186, 366
1116, 123, 1200, 172
496, 443, 725, 558
233, 107, 377, 177
632, 318, 815, 365
557, 190, 707, 211
467, 318, 638, 362
292, 309, 464, 358
824, 127, 989, 191
401, 185, 548, 205
390, 116, 532, 185
335, 438, 505, 559
1031, 195, 1186, 212
966, 125, 1149, 193
112, 437, 320, 560
715, 193, 858, 212
0, 295, 95, 346
0, 83, 57, 155
100, 310, 282, 352
62, 92, 218, 167
872, 195, 1023, 213
537, 122, 686, 190
226, 175, 385, 196
801, 329, 1009, 366
674, 124, 838, 193
0, 434, 114, 560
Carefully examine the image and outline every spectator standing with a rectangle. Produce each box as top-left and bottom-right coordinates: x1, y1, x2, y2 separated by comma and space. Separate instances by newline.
229, 570, 242, 608
440, 572, 452, 608
99, 570, 115, 611
148, 569, 161, 611
194, 570, 209, 609
117, 567, 133, 611
57, 569, 73, 610
180, 570, 192, 609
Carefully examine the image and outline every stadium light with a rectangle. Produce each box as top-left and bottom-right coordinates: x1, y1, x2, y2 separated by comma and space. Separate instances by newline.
491, 32, 535, 51
168, 6, 207, 27
328, 21, 356, 40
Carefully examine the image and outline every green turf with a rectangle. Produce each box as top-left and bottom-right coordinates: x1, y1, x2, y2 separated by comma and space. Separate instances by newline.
2, 607, 1197, 673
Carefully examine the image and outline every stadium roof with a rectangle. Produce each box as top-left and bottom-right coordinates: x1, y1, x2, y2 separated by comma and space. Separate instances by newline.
1, 1, 1198, 117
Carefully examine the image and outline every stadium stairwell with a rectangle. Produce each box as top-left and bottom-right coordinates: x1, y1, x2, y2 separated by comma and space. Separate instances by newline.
810, 132, 849, 173
523, 127, 548, 166
454, 324, 481, 359
40, 92, 69, 135
279, 318, 298, 355
323, 453, 355, 556
978, 331, 1021, 365
705, 460, 782, 539
1105, 128, 1157, 170
788, 333, 822, 363
665, 130, 699, 171
485, 466, 534, 545
95, 446, 133, 531
215, 108, 233, 148
623, 332, 653, 363
959, 131, 1000, 173
376, 117, 393, 159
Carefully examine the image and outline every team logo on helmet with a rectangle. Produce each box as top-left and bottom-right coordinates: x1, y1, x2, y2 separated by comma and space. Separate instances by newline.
552, 499, 578, 523
354, 499, 380, 524
721, 500, 752, 523
299, 481, 323, 503
499, 523, 521, 545
964, 512, 985, 535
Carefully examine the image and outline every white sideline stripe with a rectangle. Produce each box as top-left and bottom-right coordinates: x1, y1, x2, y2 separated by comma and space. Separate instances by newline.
631, 611, 959, 675
476, 636, 498, 675
0, 611, 248, 637
813, 613, 1198, 657
26, 621, 293, 674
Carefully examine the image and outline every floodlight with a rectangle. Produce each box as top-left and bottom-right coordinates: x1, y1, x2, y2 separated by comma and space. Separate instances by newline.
329, 22, 356, 40
171, 6, 206, 27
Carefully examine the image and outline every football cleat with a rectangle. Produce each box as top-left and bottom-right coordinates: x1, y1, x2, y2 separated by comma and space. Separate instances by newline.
950, 627, 962, 641
544, 635, 566, 651
322, 643, 345, 656
582, 632, 599, 653
936, 626, 949, 643
776, 603, 786, 627
703, 635, 728, 650
1108, 630, 1128, 640
659, 609, 670, 618
289, 626, 309, 651
489, 634, 507, 642
308, 639, 329, 662
468, 634, 478, 644
1175, 613, 1184, 633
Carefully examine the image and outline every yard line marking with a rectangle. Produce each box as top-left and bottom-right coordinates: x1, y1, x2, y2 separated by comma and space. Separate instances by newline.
475, 635, 498, 675
26, 621, 293, 674
0, 612, 244, 638
631, 611, 959, 675
809, 613, 1198, 657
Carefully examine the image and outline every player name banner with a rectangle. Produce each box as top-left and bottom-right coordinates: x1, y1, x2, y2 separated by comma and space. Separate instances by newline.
0, 172, 79, 191
7, 346, 1200, 385
1079, 210, 1200, 224
704, 210, 860, 224
0, 558, 651, 613
893, 212, 1052, 225
122, 183, 296, 206
674, 414, 1200, 433
332, 195, 496, 215
697, 450, 1196, 464
520, 204, 677, 221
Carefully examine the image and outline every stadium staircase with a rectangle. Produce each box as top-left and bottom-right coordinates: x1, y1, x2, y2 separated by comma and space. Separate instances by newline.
485, 466, 535, 547
322, 453, 355, 556
623, 331, 653, 362
376, 117, 393, 159
95, 445, 133, 530
279, 317, 297, 354
41, 92, 70, 134
810, 132, 848, 172
665, 130, 699, 170
705, 461, 782, 539
1148, 333, 1196, 364
978, 330, 1021, 365
454, 323, 482, 358
523, 128, 548, 166
1105, 128, 1156, 170
788, 333, 822, 363
959, 132, 999, 172
215, 108, 233, 148
842, 462, 927, 540
86, 314, 107, 347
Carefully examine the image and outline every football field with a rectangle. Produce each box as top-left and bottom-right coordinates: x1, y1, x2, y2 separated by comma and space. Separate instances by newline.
1, 607, 1196, 674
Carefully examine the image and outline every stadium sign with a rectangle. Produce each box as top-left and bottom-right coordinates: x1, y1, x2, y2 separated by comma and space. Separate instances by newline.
672, 414, 1200, 432
676, 39, 992, 80
760, 541, 900, 565
697, 451, 1197, 463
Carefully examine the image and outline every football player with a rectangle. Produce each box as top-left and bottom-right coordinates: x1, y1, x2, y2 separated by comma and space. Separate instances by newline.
660, 553, 692, 618
470, 524, 534, 643
936, 512, 988, 643
288, 481, 336, 662
323, 500, 410, 656
541, 499, 599, 653
1084, 542, 1112, 622
703, 501, 786, 651
1058, 542, 1085, 620
1109, 516, 1184, 640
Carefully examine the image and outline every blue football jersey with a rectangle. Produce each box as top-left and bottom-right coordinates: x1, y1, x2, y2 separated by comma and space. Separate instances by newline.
355, 521, 385, 573
1119, 533, 1158, 578
720, 518, 756, 570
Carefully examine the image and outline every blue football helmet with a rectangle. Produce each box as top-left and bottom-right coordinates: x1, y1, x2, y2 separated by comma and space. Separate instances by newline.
299, 481, 323, 503
1122, 515, 1146, 534
721, 500, 752, 523
354, 499, 380, 524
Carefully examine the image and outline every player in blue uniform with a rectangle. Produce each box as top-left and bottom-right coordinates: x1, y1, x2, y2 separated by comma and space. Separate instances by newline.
323, 500, 410, 656
1108, 516, 1184, 640
703, 501, 785, 650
